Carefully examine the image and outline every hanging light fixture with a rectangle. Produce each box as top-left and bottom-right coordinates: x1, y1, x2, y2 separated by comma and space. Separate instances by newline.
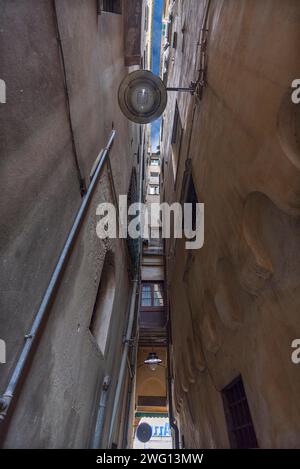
118, 70, 168, 124
118, 70, 196, 124
144, 351, 162, 371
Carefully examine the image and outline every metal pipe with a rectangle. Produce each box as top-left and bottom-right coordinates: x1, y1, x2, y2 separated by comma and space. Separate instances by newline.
107, 126, 144, 448
91, 376, 111, 449
107, 279, 138, 447
166, 87, 194, 92
167, 329, 180, 449
166, 82, 196, 95
0, 130, 116, 422
121, 278, 141, 448
121, 135, 145, 448
163, 238, 180, 449
53, 0, 86, 196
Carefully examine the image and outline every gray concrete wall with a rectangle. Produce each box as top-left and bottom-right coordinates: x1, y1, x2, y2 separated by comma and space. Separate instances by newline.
0, 0, 140, 448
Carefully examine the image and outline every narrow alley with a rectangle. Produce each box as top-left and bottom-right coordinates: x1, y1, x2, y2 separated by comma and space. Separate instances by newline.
0, 0, 300, 455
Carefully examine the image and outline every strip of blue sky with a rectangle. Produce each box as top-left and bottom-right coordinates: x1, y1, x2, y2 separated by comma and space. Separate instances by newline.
151, 0, 163, 152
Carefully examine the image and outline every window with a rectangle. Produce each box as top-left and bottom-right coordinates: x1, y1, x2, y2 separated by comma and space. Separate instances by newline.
150, 172, 159, 178
100, 0, 122, 14
181, 21, 187, 53
167, 13, 173, 45
150, 159, 160, 166
149, 185, 160, 195
89, 252, 116, 355
172, 31, 178, 49
171, 102, 183, 181
141, 284, 152, 306
185, 175, 198, 232
171, 102, 182, 145
222, 376, 258, 449
141, 283, 164, 309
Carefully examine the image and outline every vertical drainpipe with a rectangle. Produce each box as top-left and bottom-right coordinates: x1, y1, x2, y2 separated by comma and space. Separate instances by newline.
121, 283, 141, 448
91, 376, 111, 449
107, 126, 144, 448
164, 241, 180, 449
122, 125, 148, 448
167, 325, 180, 449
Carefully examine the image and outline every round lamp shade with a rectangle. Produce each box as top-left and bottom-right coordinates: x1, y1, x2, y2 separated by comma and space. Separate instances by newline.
136, 422, 153, 443
118, 70, 167, 124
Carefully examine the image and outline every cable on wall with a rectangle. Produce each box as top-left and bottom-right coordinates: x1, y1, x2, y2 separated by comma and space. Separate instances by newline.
52, 0, 86, 196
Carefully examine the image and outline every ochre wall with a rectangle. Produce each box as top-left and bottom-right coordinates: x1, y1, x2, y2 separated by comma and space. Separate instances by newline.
162, 0, 300, 448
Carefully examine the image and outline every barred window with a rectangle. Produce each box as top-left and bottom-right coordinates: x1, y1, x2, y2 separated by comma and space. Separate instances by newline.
222, 376, 258, 449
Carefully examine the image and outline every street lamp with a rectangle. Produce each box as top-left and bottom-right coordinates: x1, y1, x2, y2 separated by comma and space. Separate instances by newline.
144, 351, 162, 371
118, 70, 196, 124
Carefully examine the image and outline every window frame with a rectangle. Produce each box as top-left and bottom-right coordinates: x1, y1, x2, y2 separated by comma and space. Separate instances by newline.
171, 102, 183, 183
140, 282, 165, 312
222, 375, 259, 449
100, 0, 122, 14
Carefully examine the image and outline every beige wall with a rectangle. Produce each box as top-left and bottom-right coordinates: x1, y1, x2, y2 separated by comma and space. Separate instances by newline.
162, 0, 300, 448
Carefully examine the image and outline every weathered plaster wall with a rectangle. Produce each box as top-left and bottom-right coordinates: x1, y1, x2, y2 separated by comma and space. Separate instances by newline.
0, 1, 140, 448
162, 0, 300, 448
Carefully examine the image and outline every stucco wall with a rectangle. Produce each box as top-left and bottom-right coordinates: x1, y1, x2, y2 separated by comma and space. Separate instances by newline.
0, 0, 140, 448
162, 0, 300, 448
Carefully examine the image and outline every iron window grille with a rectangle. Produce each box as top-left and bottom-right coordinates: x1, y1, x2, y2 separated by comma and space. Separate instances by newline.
222, 375, 258, 449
